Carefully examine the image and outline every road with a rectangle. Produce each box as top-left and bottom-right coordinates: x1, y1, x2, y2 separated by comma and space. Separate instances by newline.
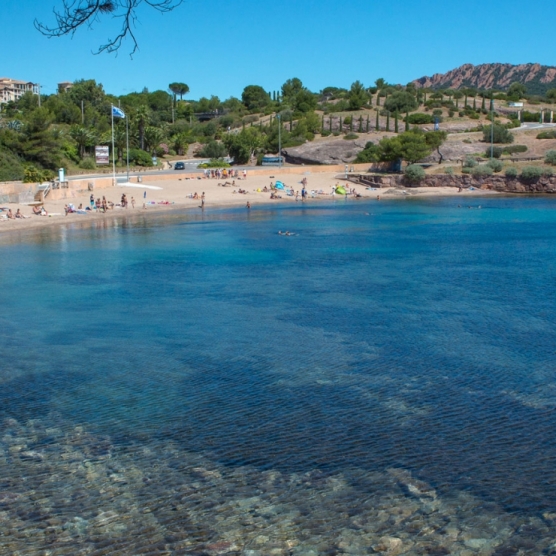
515, 123, 556, 130
67, 158, 260, 182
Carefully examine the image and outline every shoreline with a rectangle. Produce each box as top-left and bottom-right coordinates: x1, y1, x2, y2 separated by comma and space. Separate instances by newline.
0, 170, 504, 237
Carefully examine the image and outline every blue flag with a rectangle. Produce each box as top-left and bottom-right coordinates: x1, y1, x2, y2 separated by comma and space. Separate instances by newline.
112, 106, 126, 119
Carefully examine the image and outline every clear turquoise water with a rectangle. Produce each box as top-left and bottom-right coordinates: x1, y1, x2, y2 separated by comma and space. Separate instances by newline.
1, 197, 556, 554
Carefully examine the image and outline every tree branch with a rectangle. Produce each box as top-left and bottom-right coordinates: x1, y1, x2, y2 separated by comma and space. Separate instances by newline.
35, 0, 183, 56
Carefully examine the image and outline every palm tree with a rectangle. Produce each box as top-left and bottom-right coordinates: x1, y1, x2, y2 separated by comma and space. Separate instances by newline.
144, 126, 164, 154
131, 105, 150, 151
69, 125, 94, 158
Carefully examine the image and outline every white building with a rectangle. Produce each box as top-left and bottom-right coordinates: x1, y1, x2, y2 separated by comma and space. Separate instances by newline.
0, 78, 39, 105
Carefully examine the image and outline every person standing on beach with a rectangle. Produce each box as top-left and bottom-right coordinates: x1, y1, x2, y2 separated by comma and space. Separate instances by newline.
143, 190, 147, 209
301, 187, 306, 201
246, 201, 251, 209
90, 194, 95, 209
131, 197, 135, 209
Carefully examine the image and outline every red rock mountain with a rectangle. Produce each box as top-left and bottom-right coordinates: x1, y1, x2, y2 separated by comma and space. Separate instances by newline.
412, 63, 556, 95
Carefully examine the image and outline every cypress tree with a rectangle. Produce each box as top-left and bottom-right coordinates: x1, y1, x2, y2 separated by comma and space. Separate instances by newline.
350, 116, 353, 132
473, 97, 476, 110
359, 115, 363, 133
405, 111, 409, 131
455, 97, 459, 109
394, 112, 399, 133
329, 115, 333, 132
386, 112, 390, 132
242, 119, 245, 130
339, 116, 342, 133
481, 95, 485, 110
424, 91, 427, 103
376, 94, 380, 106
464, 94, 468, 108
290, 114, 293, 131
366, 115, 370, 133
322, 114, 325, 132
375, 110, 379, 131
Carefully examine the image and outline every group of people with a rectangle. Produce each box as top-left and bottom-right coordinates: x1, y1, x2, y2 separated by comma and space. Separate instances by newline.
1, 208, 29, 220
204, 169, 247, 180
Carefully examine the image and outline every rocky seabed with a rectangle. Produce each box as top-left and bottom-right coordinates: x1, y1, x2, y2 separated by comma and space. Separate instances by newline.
1, 416, 556, 555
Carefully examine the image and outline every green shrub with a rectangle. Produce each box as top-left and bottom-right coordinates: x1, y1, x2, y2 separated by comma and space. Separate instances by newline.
486, 146, 504, 158
198, 159, 231, 168
545, 150, 556, 165
199, 140, 228, 159
469, 112, 480, 120
445, 166, 454, 175
405, 113, 434, 124
482, 124, 514, 144
79, 157, 96, 170
343, 133, 359, 140
321, 129, 331, 137
127, 149, 153, 166
471, 165, 494, 177
521, 166, 544, 180
23, 166, 54, 183
486, 159, 503, 172
404, 164, 426, 183
537, 130, 556, 139
0, 149, 24, 181
503, 145, 527, 154
463, 155, 478, 168
505, 167, 518, 178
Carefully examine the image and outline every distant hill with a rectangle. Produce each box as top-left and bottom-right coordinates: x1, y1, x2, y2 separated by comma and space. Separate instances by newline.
412, 63, 556, 95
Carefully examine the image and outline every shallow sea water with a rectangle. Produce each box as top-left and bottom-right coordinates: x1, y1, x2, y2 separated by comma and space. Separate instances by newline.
1, 196, 556, 555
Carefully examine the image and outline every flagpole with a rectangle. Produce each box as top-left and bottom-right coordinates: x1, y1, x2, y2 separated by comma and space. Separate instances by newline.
111, 105, 116, 187
126, 115, 130, 183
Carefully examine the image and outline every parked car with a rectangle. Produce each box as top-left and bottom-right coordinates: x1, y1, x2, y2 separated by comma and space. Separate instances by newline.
174, 162, 185, 170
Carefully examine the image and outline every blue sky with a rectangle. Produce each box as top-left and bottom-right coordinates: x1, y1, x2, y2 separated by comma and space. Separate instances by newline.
4, 0, 556, 99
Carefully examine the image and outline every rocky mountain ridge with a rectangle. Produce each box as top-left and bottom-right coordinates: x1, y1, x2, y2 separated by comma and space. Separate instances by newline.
412, 63, 556, 95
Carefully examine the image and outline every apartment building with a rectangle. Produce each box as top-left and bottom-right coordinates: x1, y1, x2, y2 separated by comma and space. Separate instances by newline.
0, 78, 39, 105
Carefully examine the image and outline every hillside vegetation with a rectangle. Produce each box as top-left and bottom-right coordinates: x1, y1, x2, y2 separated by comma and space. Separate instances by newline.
1, 73, 556, 180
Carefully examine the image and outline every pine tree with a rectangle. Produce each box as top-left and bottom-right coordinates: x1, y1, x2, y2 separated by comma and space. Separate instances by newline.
394, 112, 399, 133
375, 110, 379, 131
405, 111, 409, 131
386, 112, 390, 132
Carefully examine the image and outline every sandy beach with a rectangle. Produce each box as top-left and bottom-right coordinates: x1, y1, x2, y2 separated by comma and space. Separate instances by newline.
0, 169, 500, 234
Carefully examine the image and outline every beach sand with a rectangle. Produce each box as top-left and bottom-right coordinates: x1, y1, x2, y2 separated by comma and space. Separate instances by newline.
0, 170, 499, 234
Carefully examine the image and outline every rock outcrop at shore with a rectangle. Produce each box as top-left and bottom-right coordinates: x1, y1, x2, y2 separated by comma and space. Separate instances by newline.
282, 138, 369, 165
356, 173, 556, 193
412, 62, 556, 95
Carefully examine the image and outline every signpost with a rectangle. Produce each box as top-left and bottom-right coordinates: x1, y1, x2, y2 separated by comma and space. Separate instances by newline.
95, 146, 109, 165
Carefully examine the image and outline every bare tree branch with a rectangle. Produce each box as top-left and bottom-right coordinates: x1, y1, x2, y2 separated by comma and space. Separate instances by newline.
35, 0, 183, 56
